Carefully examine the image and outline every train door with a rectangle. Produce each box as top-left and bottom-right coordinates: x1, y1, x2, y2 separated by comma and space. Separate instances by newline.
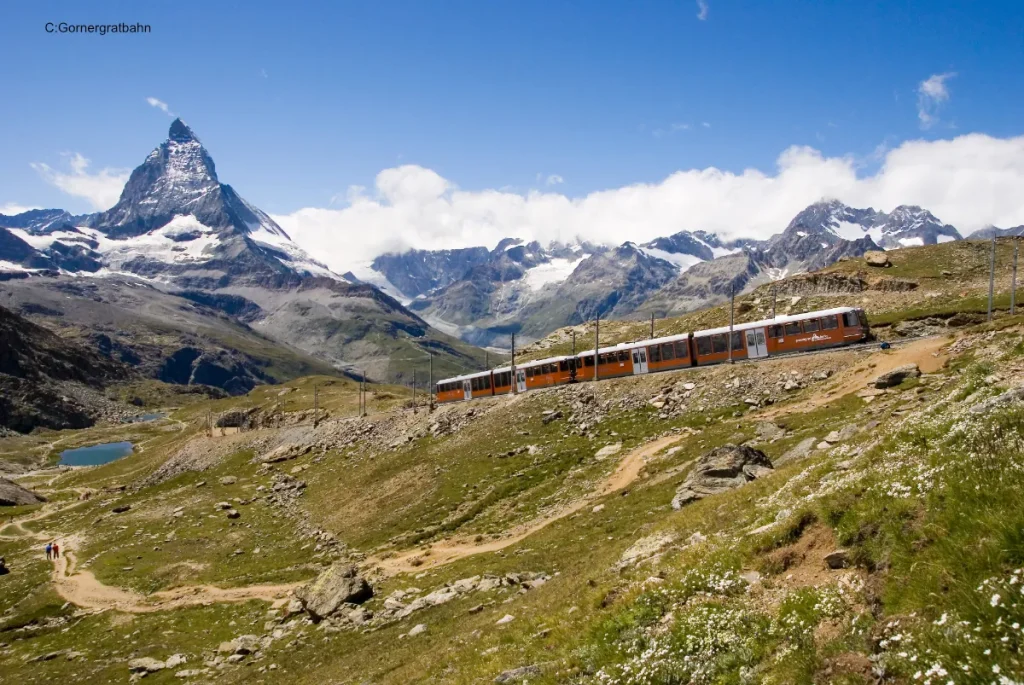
515, 369, 527, 393
463, 379, 472, 400
745, 328, 769, 359
631, 347, 649, 374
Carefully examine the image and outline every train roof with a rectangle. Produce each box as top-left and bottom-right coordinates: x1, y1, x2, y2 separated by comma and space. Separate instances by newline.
692, 306, 860, 338
577, 331, 691, 357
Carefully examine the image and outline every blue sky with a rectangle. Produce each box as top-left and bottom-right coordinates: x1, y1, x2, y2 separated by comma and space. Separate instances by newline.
3, 0, 1024, 271
2, 0, 1021, 213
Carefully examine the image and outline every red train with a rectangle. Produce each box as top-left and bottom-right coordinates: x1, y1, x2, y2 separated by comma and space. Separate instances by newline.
434, 306, 868, 404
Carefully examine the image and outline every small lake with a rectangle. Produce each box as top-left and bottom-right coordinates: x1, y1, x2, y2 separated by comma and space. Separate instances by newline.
59, 441, 134, 466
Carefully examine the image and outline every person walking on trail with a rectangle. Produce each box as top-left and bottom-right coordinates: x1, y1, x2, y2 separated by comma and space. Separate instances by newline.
45, 543, 52, 560
52, 542, 60, 559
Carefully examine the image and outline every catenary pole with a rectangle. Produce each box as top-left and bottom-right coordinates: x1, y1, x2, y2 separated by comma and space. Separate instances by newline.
594, 316, 600, 382
313, 384, 318, 428
510, 333, 517, 395
650, 313, 654, 339
728, 284, 735, 363
1013, 240, 1019, 316
771, 285, 777, 319
989, 235, 996, 322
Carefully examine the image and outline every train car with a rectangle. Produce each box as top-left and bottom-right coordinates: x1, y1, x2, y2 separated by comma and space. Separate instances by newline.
435, 306, 869, 403
691, 306, 868, 366
435, 369, 496, 403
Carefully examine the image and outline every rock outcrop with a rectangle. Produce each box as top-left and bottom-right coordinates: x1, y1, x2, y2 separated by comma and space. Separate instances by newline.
672, 445, 774, 509
0, 477, 46, 506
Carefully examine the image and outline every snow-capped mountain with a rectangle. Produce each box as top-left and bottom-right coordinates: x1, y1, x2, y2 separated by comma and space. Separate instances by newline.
783, 200, 961, 250
0, 120, 486, 385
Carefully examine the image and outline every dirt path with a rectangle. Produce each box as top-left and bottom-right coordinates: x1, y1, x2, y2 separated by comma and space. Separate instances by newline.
50, 535, 300, 613
2, 499, 300, 612
760, 336, 950, 419
371, 434, 684, 576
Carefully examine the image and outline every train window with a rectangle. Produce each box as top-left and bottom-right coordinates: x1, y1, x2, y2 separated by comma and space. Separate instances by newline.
583, 356, 594, 367
661, 343, 675, 361
618, 350, 628, 362
503, 372, 511, 386
712, 334, 728, 354
843, 311, 860, 327
821, 315, 839, 330
471, 377, 479, 391
804, 318, 820, 332
769, 324, 784, 338
559, 360, 568, 371
675, 340, 688, 359
482, 375, 491, 389
784, 322, 801, 336
649, 345, 661, 362
731, 331, 744, 350
696, 337, 712, 356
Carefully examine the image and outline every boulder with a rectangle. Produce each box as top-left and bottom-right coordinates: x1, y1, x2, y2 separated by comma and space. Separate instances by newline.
259, 443, 311, 464
219, 476, 238, 486
824, 549, 850, 569
864, 251, 890, 267
872, 364, 921, 388
128, 657, 166, 673
0, 478, 45, 506
594, 443, 622, 460
541, 410, 563, 425
672, 445, 774, 509
296, 563, 373, 620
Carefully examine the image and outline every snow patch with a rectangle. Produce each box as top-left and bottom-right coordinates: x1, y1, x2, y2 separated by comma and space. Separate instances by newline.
937, 234, 956, 244
637, 246, 704, 272
523, 257, 586, 291
898, 237, 925, 247
832, 220, 868, 242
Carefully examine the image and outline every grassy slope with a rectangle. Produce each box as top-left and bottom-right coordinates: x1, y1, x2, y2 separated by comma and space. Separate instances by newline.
3, 282, 1024, 683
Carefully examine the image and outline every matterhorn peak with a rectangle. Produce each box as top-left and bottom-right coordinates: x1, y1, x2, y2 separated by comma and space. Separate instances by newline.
168, 117, 199, 143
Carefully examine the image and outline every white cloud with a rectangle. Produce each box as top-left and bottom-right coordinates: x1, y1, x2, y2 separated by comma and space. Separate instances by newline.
671, 122, 691, 131
146, 97, 173, 116
272, 133, 1024, 275
30, 153, 128, 211
917, 72, 956, 129
546, 174, 564, 186
0, 203, 38, 216
702, 121, 711, 128
696, 0, 709, 20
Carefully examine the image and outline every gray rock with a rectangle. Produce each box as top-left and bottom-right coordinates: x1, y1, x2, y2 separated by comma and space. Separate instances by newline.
495, 665, 542, 683
969, 387, 1024, 415
594, 443, 622, 460
864, 251, 890, 267
225, 509, 240, 519
0, 478, 45, 506
541, 410, 563, 425
219, 476, 237, 486
296, 563, 373, 620
672, 445, 774, 509
128, 657, 166, 673
824, 549, 850, 569
407, 624, 427, 637
872, 364, 921, 388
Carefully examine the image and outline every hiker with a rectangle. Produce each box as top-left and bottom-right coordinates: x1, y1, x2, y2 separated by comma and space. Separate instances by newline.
52, 542, 60, 559
45, 542, 52, 560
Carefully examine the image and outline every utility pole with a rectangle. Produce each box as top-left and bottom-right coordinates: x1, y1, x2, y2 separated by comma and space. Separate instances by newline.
207, 409, 213, 438
771, 285, 777, 319
313, 384, 319, 428
1013, 240, 1019, 316
485, 349, 488, 370
650, 313, 655, 339
988, 234, 996, 322
572, 330, 576, 356
412, 370, 417, 412
510, 333, 517, 395
728, 284, 735, 364
594, 316, 600, 382
428, 353, 434, 411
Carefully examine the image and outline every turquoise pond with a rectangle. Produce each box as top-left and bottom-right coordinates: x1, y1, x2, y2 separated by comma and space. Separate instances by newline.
59, 441, 134, 466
